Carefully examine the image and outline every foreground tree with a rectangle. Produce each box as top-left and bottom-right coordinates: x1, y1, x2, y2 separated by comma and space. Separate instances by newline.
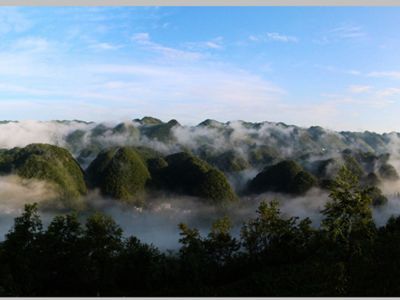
204, 216, 239, 266
320, 166, 376, 295
115, 236, 166, 296
177, 223, 208, 294
367, 216, 400, 296
39, 213, 86, 296
0, 166, 398, 297
0, 204, 43, 296
321, 166, 376, 255
82, 213, 124, 296
241, 200, 313, 263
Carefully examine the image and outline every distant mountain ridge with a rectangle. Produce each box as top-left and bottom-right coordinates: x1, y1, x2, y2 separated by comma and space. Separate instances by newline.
1, 117, 399, 209
1, 116, 400, 172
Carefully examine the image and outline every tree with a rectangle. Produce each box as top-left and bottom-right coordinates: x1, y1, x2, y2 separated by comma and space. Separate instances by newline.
320, 166, 377, 296
248, 160, 316, 195
239, 200, 317, 296
82, 212, 123, 296
0, 204, 43, 296
369, 216, 400, 296
39, 213, 86, 296
115, 236, 165, 296
241, 200, 299, 259
178, 223, 208, 294
321, 166, 376, 253
204, 216, 240, 266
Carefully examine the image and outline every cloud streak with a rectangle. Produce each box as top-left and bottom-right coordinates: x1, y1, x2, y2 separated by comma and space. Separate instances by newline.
132, 32, 203, 61
368, 71, 400, 80
0, 8, 32, 36
249, 32, 298, 43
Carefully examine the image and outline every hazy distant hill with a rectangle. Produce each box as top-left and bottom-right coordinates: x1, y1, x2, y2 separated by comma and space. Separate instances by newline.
50, 116, 399, 171
0, 117, 399, 207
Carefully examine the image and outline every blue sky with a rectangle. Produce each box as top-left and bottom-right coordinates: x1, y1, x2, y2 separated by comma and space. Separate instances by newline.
0, 7, 400, 132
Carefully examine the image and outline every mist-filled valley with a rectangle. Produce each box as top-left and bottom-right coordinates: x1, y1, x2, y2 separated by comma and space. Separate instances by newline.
3, 3, 400, 296
4, 117, 400, 296
2, 117, 400, 249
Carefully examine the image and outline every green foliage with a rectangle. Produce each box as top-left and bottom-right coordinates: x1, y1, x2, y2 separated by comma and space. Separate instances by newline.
205, 217, 240, 265
248, 145, 281, 167
82, 213, 124, 296
134, 116, 163, 125
290, 171, 318, 194
197, 119, 225, 128
65, 130, 86, 153
86, 147, 151, 203
140, 119, 180, 142
0, 157, 397, 297
206, 150, 250, 172
378, 163, 399, 181
0, 191, 399, 297
369, 216, 400, 296
0, 143, 87, 209
115, 236, 165, 295
315, 158, 342, 179
343, 155, 365, 179
0, 204, 43, 295
39, 213, 86, 296
86, 147, 237, 204
134, 146, 165, 163
161, 152, 237, 204
367, 186, 388, 206
321, 166, 376, 257
248, 160, 316, 195
177, 223, 209, 291
196, 169, 237, 204
112, 122, 140, 137
241, 200, 313, 261
178, 223, 206, 261
364, 172, 381, 187
84, 213, 123, 251
91, 124, 109, 137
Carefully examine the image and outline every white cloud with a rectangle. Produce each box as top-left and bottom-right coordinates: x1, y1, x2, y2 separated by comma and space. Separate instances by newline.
315, 65, 362, 76
368, 71, 400, 80
347, 70, 362, 76
266, 32, 298, 43
376, 87, 400, 97
89, 42, 123, 51
248, 35, 259, 42
132, 32, 150, 43
185, 37, 224, 50
0, 83, 57, 96
13, 37, 50, 52
132, 32, 202, 61
0, 9, 396, 133
205, 40, 223, 49
0, 57, 287, 124
249, 32, 298, 43
348, 85, 372, 94
330, 24, 366, 39
0, 8, 32, 35
0, 52, 55, 78
314, 24, 367, 45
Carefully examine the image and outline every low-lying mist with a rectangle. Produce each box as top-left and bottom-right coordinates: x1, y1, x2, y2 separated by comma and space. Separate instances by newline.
2, 118, 400, 250
2, 176, 400, 251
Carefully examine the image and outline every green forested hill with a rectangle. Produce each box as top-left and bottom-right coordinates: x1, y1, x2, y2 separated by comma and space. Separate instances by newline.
0, 143, 87, 209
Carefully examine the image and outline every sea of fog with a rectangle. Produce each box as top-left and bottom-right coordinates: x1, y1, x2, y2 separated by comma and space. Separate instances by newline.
2, 120, 400, 250
1, 189, 400, 251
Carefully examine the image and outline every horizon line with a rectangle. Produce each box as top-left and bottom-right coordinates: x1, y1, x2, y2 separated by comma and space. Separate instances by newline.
2, 117, 399, 136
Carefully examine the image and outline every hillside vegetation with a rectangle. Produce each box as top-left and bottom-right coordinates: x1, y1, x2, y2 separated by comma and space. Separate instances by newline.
1, 167, 400, 296
0, 143, 87, 209
1, 117, 400, 209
